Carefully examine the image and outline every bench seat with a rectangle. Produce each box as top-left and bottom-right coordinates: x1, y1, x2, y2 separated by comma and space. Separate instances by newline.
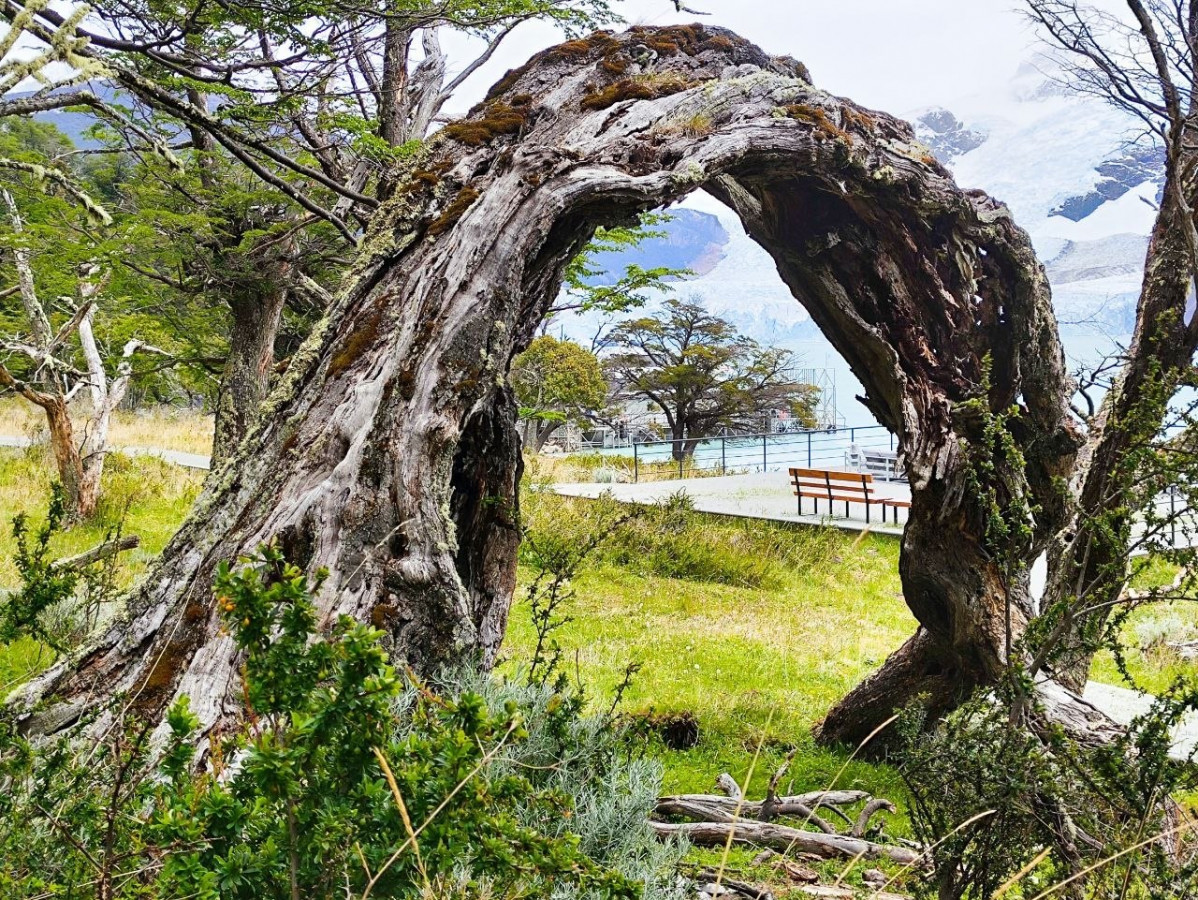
790, 467, 888, 524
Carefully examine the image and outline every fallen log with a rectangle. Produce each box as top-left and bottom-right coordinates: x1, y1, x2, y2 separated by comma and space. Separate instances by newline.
796, 886, 908, 900
658, 796, 840, 833
658, 790, 870, 820
650, 820, 922, 866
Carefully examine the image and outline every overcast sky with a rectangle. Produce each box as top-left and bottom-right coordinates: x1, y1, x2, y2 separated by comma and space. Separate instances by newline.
444, 1, 1045, 118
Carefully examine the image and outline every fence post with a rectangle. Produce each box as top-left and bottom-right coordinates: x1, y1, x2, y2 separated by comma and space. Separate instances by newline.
890, 432, 895, 451
633, 442, 639, 483
762, 434, 767, 471
850, 427, 856, 445
678, 448, 684, 479
721, 437, 726, 475
807, 431, 812, 467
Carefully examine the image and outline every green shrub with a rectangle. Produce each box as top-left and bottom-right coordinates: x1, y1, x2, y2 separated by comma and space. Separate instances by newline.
2, 483, 124, 653
0, 546, 679, 899
900, 689, 1198, 899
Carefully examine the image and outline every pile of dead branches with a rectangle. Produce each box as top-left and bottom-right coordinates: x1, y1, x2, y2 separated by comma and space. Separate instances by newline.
651, 760, 925, 899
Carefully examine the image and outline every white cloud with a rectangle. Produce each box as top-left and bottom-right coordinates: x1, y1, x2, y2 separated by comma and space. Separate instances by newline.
440, 0, 1042, 119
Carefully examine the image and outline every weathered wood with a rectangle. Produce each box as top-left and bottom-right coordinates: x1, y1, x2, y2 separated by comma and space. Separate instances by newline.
796, 886, 908, 900
52, 535, 140, 571
6, 23, 1090, 750
693, 869, 774, 900
750, 849, 819, 884
651, 820, 922, 866
716, 773, 743, 800
658, 790, 871, 820
852, 798, 895, 838
657, 796, 851, 834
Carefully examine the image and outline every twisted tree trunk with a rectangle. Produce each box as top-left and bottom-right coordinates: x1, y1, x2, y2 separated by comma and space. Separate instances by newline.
10, 24, 1086, 749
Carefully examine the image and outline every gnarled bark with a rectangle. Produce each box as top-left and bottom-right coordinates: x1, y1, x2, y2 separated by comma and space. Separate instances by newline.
9, 24, 1082, 750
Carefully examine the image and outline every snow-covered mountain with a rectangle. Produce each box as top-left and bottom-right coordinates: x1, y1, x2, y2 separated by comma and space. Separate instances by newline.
913, 59, 1158, 335
566, 59, 1160, 350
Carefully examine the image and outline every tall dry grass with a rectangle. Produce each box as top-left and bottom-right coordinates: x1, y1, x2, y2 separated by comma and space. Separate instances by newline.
0, 398, 213, 457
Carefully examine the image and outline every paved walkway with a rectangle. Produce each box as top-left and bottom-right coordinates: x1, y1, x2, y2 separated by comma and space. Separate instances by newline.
553, 470, 910, 535
0, 435, 211, 470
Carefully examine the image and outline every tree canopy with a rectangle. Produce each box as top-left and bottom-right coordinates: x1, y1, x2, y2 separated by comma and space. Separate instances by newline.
605, 298, 818, 459
510, 335, 607, 451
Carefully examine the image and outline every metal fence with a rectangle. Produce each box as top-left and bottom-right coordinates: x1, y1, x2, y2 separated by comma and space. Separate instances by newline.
618, 425, 895, 482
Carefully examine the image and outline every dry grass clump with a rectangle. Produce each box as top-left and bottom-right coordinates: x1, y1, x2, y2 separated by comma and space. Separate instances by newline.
783, 104, 851, 142
441, 99, 530, 146
581, 73, 695, 111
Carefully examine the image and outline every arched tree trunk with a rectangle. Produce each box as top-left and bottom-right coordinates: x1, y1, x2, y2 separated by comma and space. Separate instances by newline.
10, 24, 1086, 749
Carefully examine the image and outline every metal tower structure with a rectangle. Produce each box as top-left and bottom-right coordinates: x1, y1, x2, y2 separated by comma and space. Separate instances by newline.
795, 367, 843, 431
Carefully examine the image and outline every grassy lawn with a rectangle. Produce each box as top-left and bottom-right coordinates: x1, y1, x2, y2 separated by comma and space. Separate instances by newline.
0, 398, 214, 457
502, 516, 913, 802
0, 445, 204, 692
1088, 555, 1198, 694
502, 488, 918, 886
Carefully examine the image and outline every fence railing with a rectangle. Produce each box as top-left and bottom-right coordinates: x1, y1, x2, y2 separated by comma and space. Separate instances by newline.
617, 425, 895, 482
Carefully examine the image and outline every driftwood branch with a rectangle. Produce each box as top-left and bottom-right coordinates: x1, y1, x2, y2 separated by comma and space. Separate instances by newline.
651, 820, 921, 865
852, 798, 896, 838
716, 772, 742, 800
51, 535, 140, 571
657, 790, 870, 819
654, 783, 911, 866
693, 868, 773, 900
795, 886, 908, 900
758, 749, 796, 822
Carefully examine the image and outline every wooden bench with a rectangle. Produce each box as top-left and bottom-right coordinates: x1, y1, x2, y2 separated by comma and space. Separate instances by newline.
881, 497, 910, 524
789, 467, 889, 524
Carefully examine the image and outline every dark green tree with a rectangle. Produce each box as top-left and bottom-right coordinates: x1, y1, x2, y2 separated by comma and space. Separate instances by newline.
605, 298, 818, 460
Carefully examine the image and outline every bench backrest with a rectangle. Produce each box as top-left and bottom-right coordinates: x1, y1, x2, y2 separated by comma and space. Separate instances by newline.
789, 467, 873, 498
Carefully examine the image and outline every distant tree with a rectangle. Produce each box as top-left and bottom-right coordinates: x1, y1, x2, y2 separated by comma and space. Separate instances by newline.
511, 335, 607, 452
0, 189, 167, 519
605, 298, 818, 460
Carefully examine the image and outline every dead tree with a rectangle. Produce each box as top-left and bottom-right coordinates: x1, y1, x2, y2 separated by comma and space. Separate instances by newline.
11, 25, 1104, 750
0, 194, 165, 519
